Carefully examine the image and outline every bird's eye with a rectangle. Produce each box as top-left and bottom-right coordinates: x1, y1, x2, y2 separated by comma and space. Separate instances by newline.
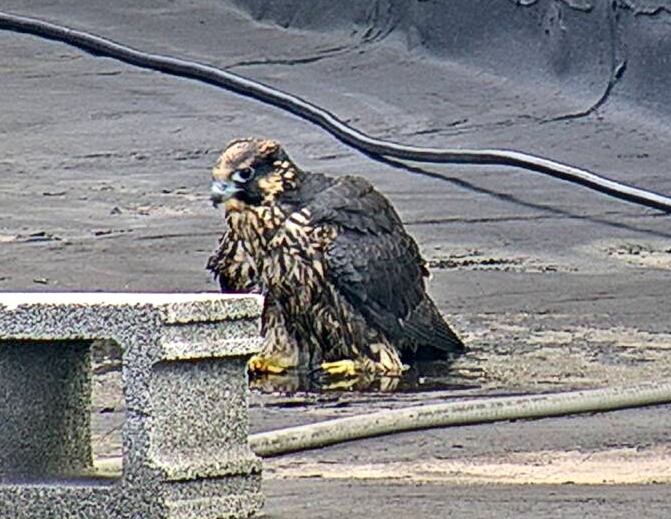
232, 167, 255, 183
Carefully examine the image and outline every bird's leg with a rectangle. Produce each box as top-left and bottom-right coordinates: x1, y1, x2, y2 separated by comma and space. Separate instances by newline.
248, 338, 300, 374
319, 359, 360, 377
320, 342, 407, 378
249, 299, 301, 375
248, 354, 293, 374
318, 354, 404, 392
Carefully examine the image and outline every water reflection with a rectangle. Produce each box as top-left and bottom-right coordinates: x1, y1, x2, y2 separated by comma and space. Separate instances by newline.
249, 361, 483, 393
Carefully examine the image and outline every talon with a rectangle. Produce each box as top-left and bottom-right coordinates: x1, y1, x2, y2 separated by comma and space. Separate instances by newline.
248, 355, 288, 374
320, 359, 358, 378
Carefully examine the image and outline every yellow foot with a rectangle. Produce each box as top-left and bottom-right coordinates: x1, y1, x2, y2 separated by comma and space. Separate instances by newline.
317, 359, 407, 391
320, 359, 359, 378
248, 355, 288, 375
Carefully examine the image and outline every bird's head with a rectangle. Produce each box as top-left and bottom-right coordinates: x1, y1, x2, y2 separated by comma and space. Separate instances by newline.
210, 137, 300, 209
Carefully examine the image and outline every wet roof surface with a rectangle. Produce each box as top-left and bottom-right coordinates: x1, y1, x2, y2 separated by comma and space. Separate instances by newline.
2, 1, 670, 516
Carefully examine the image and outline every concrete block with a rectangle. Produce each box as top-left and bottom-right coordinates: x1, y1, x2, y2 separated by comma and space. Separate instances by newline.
0, 293, 264, 519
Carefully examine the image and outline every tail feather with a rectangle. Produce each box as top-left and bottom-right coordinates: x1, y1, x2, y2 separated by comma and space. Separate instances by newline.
403, 297, 464, 355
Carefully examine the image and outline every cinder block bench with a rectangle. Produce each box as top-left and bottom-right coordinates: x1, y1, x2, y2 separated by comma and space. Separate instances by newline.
0, 293, 264, 519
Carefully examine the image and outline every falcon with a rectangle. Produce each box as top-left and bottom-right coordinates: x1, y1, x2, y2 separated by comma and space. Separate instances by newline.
207, 138, 464, 379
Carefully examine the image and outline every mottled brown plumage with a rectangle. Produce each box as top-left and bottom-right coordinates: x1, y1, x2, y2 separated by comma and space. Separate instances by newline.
207, 137, 464, 377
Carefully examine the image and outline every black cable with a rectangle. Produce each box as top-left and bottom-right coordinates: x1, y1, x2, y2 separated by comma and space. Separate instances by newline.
2, 11, 670, 213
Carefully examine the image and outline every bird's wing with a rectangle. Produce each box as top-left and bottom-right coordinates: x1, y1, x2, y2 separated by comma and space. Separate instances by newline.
306, 175, 463, 354
303, 175, 402, 234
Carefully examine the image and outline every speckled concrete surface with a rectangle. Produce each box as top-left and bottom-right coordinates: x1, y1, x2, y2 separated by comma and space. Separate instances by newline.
0, 293, 263, 519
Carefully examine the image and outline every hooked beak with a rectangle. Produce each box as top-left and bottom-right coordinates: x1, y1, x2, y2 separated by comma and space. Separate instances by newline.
210, 180, 241, 207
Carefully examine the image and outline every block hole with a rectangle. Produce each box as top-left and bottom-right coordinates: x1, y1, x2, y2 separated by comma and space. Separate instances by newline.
0, 338, 123, 484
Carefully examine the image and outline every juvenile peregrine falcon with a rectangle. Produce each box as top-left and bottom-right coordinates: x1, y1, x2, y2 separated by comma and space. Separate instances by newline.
207, 138, 464, 378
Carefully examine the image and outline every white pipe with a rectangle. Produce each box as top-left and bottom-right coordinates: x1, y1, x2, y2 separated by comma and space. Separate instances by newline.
250, 380, 671, 456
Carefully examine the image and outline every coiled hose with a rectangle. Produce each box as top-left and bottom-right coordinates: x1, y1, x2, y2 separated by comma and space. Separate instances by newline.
1, 12, 671, 212
2, 12, 670, 457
